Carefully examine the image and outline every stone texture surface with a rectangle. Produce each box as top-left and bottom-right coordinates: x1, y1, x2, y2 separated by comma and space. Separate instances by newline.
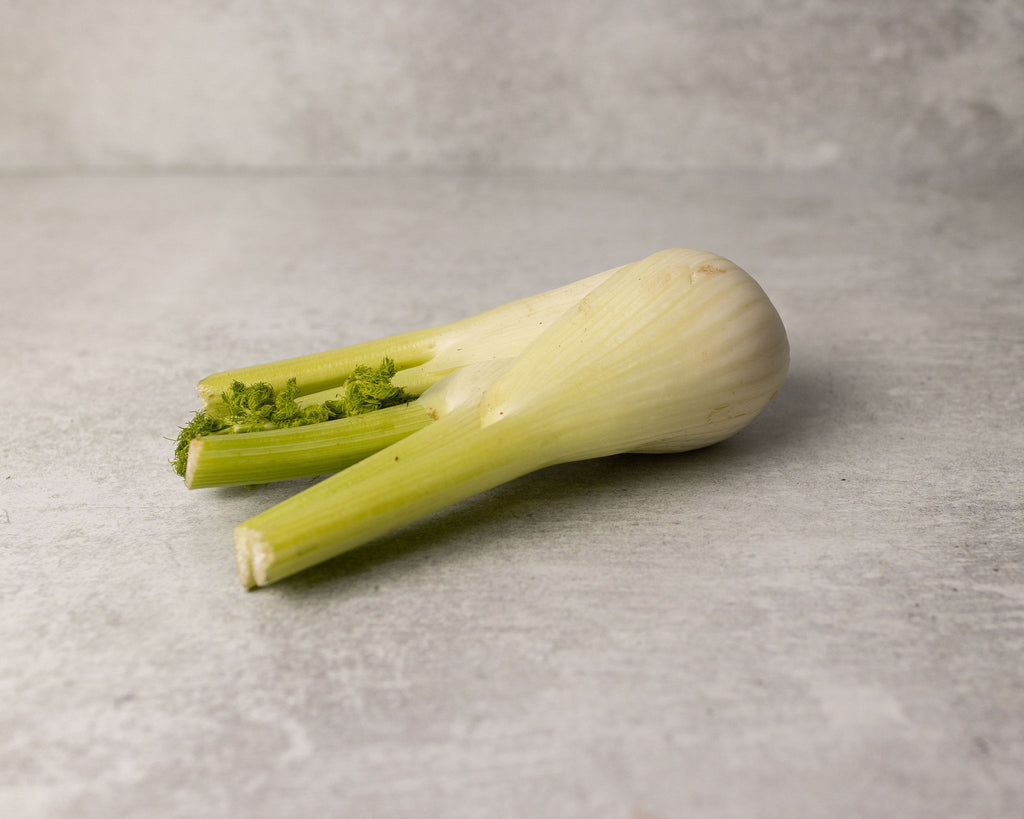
1, 169, 1021, 818
0, 0, 1021, 174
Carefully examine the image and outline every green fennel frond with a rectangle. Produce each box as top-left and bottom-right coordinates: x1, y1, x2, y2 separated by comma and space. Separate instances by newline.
324, 358, 409, 417
172, 358, 410, 477
173, 411, 229, 477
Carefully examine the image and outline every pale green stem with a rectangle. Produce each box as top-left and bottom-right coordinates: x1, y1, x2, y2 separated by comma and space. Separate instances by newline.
198, 324, 444, 414
197, 266, 616, 416
234, 405, 549, 588
185, 402, 435, 489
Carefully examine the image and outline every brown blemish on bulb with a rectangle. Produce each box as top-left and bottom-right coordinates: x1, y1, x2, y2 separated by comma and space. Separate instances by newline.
705, 404, 731, 423
706, 403, 750, 424
691, 263, 727, 285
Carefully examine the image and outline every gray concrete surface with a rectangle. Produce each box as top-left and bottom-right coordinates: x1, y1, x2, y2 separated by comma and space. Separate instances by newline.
1, 1, 1021, 175
1, 169, 1021, 818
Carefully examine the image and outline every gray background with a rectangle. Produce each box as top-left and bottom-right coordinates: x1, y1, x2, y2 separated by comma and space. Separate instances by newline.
2, 3, 1022, 819
1, 0, 1021, 174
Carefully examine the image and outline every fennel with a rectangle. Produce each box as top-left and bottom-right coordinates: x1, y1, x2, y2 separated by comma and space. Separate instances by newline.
174, 249, 789, 588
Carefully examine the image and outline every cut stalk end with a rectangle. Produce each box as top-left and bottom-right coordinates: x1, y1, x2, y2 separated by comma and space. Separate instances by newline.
234, 526, 257, 590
